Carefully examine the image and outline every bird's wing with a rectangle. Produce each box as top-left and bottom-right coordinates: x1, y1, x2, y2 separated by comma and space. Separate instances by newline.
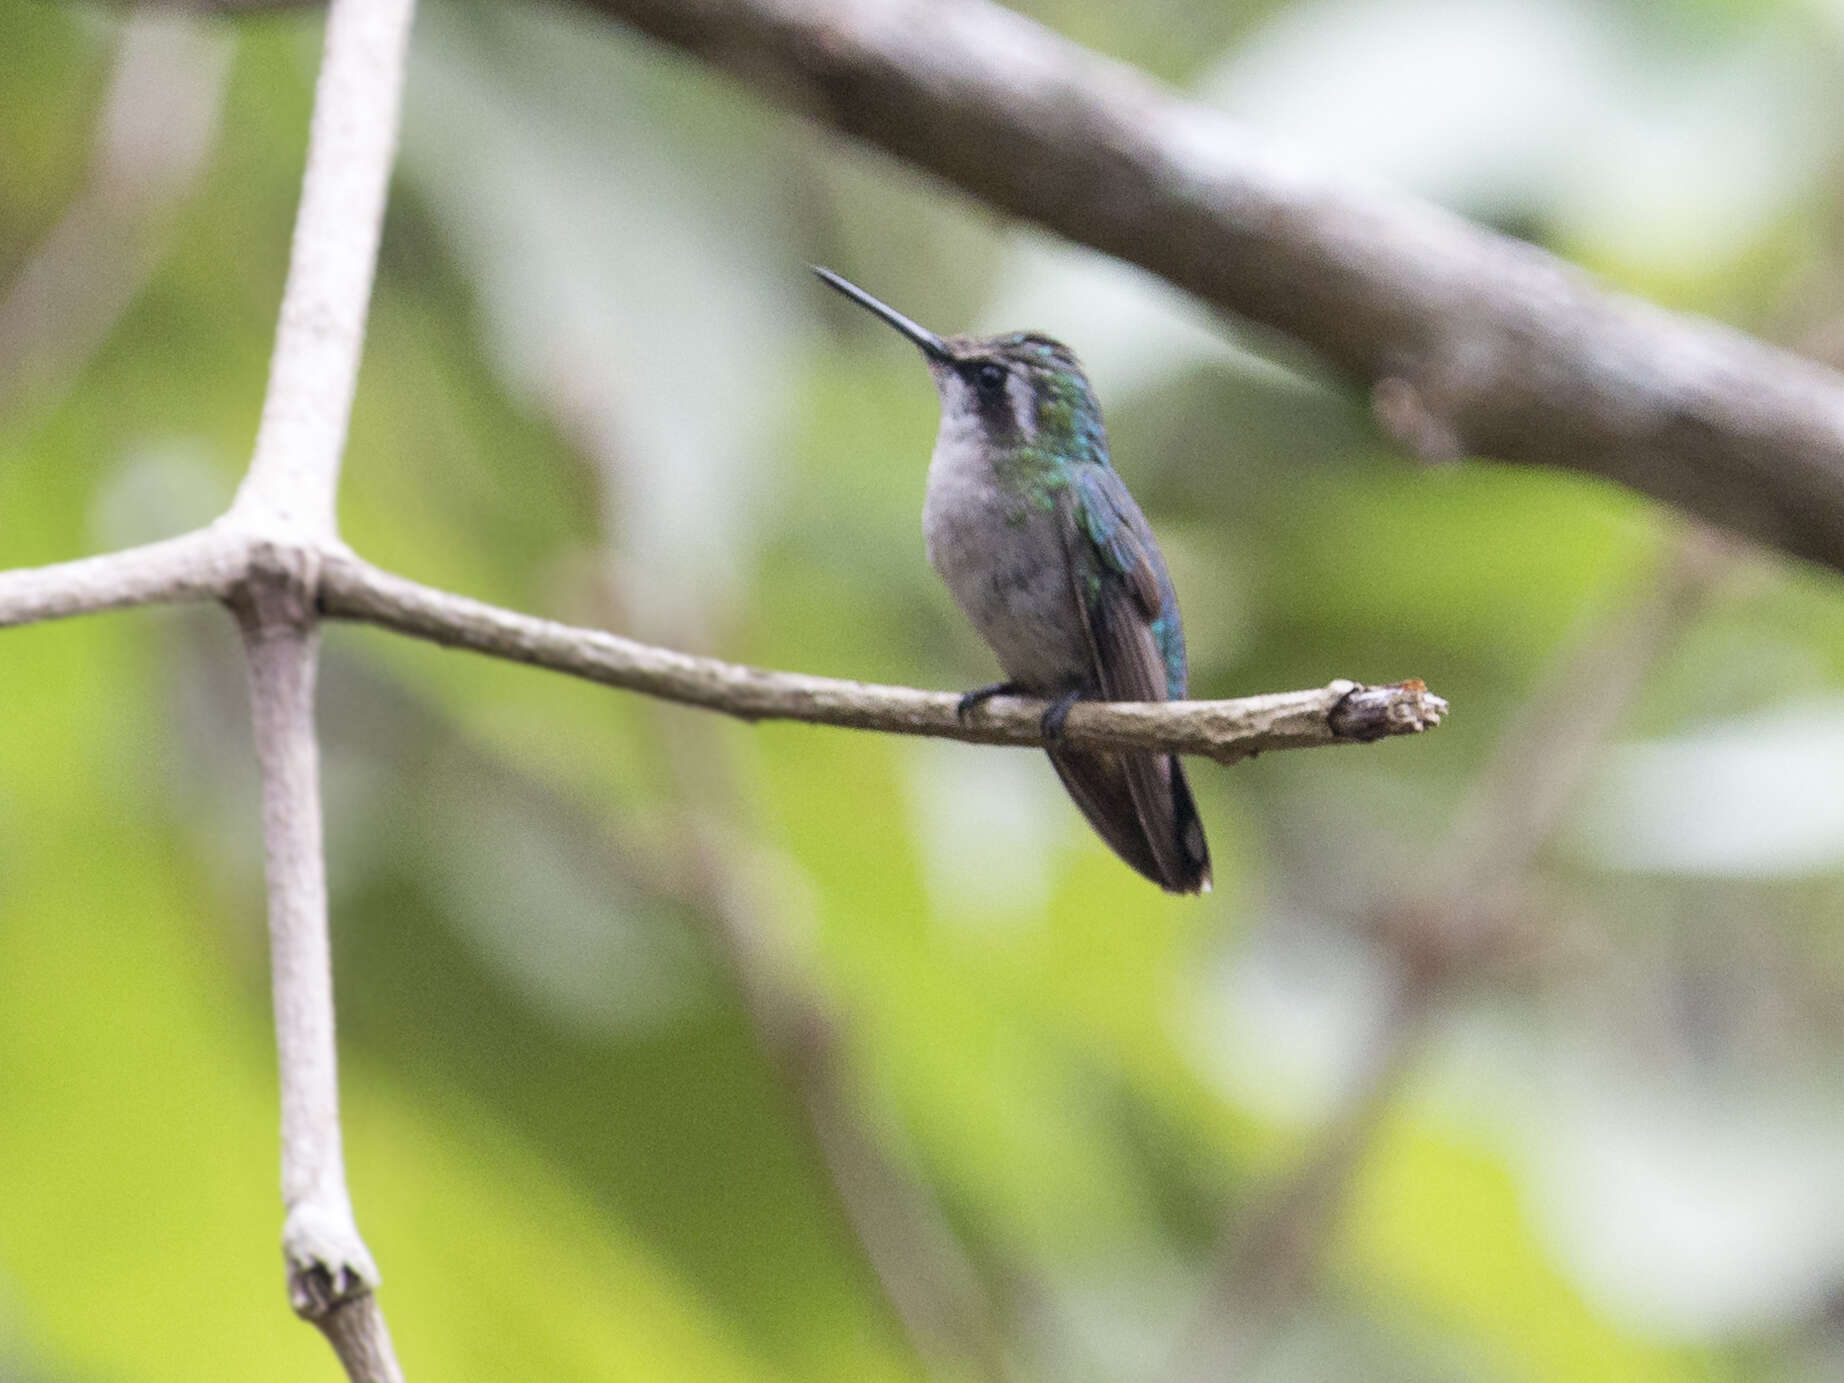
1066, 466, 1171, 707
1072, 466, 1165, 626
1051, 468, 1209, 892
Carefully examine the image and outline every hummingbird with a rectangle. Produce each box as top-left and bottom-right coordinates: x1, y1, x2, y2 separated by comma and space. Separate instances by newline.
815, 267, 1210, 894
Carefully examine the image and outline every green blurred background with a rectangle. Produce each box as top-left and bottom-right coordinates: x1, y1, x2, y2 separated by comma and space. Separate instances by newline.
7, 0, 1844, 1378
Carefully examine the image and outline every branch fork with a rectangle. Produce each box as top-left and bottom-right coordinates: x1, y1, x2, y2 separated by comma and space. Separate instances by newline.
227, 537, 324, 636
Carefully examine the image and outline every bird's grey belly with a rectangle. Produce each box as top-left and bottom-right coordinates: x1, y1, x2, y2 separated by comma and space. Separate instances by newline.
923, 485, 1090, 692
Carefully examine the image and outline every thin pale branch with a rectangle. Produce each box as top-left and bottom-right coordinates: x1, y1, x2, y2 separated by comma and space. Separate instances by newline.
231, 548, 388, 1360
221, 0, 415, 1376
560, 0, 1844, 578
2, 4, 412, 1373
0, 532, 1447, 762
317, 553, 1447, 763
228, 0, 414, 538
0, 528, 246, 629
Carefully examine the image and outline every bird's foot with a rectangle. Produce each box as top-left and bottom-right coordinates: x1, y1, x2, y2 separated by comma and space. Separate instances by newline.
956, 681, 1025, 722
1040, 689, 1084, 742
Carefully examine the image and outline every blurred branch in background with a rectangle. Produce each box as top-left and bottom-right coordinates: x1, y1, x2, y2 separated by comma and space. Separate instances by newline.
681, 818, 1014, 1382
551, 0, 1844, 579
1170, 526, 1736, 1382
0, 11, 227, 418
553, 366, 1018, 1381
107, 0, 1844, 576
313, 632, 1017, 1382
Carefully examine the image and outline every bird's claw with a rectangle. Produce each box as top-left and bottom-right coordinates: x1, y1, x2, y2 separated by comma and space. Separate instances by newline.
956, 681, 1022, 723
1040, 689, 1083, 742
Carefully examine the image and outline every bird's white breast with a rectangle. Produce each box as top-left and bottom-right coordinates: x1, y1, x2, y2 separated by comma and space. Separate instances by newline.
921, 425, 1090, 692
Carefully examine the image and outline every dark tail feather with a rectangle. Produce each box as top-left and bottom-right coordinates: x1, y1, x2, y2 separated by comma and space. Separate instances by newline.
1047, 747, 1211, 894
1167, 758, 1211, 893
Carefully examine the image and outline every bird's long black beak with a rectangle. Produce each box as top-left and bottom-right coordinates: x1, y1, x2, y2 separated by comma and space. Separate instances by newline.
812, 266, 951, 361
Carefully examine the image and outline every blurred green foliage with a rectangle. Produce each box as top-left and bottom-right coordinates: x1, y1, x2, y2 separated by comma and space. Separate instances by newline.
6, 0, 1844, 1380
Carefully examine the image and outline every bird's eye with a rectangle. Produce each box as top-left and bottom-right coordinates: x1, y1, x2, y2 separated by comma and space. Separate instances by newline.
975, 362, 1007, 393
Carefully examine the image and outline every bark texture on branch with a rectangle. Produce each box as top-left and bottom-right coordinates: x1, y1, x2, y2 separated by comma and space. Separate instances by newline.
569, 0, 1844, 577
231, 550, 383, 1328
229, 0, 409, 538
318, 554, 1446, 762
0, 528, 244, 628
0, 534, 1448, 763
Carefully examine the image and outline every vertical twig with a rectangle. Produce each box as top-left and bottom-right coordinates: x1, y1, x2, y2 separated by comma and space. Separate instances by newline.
234, 546, 401, 1379
222, 0, 416, 1375
229, 0, 414, 538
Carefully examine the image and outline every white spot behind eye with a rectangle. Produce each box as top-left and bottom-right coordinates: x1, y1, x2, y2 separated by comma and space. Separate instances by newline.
1005, 368, 1037, 441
